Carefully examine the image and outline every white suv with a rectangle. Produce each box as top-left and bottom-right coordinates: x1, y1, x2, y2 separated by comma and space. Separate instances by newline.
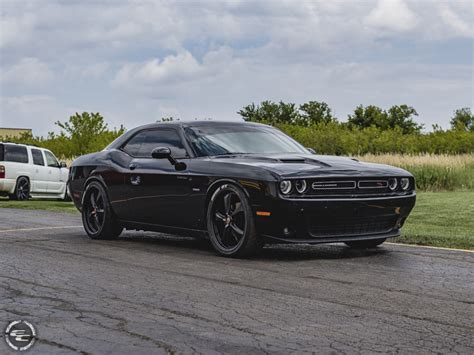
0, 142, 69, 200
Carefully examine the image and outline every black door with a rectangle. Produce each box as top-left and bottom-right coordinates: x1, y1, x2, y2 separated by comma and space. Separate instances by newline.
120, 128, 194, 228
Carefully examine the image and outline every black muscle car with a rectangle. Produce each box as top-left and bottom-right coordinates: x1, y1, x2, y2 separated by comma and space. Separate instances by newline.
69, 121, 416, 257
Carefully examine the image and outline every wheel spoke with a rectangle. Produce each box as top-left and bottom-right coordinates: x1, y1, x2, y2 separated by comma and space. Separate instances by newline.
231, 202, 243, 217
223, 193, 232, 214
215, 212, 226, 221
90, 192, 97, 209
229, 222, 244, 236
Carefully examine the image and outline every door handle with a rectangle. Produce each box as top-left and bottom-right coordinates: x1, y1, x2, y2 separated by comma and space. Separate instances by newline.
129, 164, 137, 170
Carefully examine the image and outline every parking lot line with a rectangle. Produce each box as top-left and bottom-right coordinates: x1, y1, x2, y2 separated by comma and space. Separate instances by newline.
0, 226, 83, 234
386, 242, 474, 253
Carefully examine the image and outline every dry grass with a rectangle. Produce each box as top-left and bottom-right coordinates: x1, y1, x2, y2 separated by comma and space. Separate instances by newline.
356, 154, 474, 168
357, 154, 474, 191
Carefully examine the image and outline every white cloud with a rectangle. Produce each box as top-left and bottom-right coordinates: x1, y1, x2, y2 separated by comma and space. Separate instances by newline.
437, 2, 473, 38
1, 57, 54, 88
0, 0, 472, 134
365, 0, 418, 33
113, 51, 204, 87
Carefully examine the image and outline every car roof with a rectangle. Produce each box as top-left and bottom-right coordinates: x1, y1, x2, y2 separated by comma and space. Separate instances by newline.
128, 120, 269, 129
106, 120, 272, 150
0, 142, 45, 150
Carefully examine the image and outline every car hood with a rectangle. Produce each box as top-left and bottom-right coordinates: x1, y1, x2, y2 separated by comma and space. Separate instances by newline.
210, 154, 411, 178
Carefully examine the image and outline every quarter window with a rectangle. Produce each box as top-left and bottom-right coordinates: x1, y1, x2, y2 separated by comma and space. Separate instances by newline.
3, 145, 28, 163
31, 149, 45, 166
44, 151, 59, 167
123, 129, 188, 158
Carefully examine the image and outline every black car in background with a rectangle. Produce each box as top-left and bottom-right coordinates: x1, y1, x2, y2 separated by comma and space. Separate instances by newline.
69, 121, 416, 257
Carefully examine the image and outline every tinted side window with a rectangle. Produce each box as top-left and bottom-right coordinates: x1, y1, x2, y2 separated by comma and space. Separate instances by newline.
122, 131, 147, 156
31, 149, 45, 166
123, 129, 188, 158
0, 144, 4, 161
44, 151, 59, 167
4, 145, 28, 163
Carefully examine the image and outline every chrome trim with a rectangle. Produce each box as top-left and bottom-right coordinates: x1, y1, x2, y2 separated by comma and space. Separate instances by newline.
311, 180, 356, 190
358, 180, 388, 189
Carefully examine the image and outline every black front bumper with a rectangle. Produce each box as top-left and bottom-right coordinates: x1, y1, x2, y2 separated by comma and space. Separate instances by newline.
255, 193, 416, 244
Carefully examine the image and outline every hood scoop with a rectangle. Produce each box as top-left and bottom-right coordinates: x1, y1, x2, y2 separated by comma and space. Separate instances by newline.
279, 158, 306, 163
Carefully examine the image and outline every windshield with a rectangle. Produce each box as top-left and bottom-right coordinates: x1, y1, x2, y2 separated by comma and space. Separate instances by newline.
184, 124, 309, 157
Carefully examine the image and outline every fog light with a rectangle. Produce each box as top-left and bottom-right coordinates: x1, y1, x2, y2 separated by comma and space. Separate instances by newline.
280, 180, 292, 194
388, 177, 397, 191
400, 178, 410, 190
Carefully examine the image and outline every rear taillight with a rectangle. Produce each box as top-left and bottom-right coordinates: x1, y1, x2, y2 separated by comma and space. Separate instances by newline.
0, 165, 5, 179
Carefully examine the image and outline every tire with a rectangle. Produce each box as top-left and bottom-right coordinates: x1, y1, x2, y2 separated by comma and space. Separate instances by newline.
345, 238, 386, 249
10, 177, 30, 201
207, 183, 261, 257
82, 181, 123, 240
62, 185, 72, 201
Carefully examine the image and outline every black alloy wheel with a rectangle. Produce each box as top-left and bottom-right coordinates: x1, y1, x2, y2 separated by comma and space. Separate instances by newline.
11, 177, 30, 201
82, 181, 123, 240
345, 238, 387, 249
207, 183, 261, 257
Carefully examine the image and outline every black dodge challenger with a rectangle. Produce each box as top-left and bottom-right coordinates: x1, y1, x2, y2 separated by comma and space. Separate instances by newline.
69, 121, 416, 257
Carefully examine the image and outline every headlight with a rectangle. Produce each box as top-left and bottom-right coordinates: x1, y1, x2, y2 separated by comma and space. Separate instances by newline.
280, 180, 292, 194
400, 178, 410, 190
388, 178, 398, 191
295, 179, 307, 194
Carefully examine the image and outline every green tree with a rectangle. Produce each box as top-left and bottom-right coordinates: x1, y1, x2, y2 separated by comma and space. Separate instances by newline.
450, 108, 473, 131
347, 105, 387, 129
238, 100, 299, 124
348, 104, 422, 134
299, 101, 337, 126
386, 105, 423, 134
55, 112, 125, 156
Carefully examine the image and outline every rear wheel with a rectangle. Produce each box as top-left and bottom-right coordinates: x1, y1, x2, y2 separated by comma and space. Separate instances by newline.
207, 184, 261, 257
345, 238, 386, 249
82, 181, 122, 240
10, 177, 30, 201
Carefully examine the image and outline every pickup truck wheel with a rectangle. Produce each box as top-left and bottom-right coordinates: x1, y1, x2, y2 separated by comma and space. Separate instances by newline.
10, 177, 30, 201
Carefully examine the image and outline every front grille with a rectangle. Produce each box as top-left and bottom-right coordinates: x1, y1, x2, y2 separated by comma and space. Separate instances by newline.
307, 215, 397, 238
286, 177, 415, 198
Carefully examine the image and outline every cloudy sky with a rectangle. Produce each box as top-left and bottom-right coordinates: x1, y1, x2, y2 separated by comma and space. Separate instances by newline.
1, 0, 473, 135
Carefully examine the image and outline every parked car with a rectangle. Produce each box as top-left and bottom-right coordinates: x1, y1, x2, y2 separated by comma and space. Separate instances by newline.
69, 121, 416, 257
0, 142, 69, 200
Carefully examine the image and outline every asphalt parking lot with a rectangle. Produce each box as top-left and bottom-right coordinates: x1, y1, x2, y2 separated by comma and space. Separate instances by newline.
0, 208, 473, 354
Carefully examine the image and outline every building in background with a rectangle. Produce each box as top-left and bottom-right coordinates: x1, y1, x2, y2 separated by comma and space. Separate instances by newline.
0, 127, 32, 138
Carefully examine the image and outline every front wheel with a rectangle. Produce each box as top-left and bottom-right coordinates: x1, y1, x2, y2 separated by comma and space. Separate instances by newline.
207, 184, 261, 257
82, 181, 123, 240
345, 238, 386, 249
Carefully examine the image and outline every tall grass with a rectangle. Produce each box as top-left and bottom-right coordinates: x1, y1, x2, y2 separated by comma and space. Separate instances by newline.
357, 154, 474, 191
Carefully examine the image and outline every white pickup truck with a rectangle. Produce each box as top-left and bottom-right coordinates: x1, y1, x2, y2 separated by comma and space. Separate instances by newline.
0, 142, 69, 200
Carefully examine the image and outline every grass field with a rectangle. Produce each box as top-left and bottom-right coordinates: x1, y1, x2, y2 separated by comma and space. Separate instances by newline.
398, 192, 474, 250
0, 199, 77, 213
1, 192, 472, 250
357, 154, 474, 191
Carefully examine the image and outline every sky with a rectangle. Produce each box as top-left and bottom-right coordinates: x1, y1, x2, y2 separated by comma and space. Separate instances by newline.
0, 0, 473, 136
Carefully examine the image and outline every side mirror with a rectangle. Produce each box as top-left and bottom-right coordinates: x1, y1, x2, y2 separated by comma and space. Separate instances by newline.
151, 147, 186, 171
60, 161, 68, 168
151, 147, 171, 159
307, 147, 316, 154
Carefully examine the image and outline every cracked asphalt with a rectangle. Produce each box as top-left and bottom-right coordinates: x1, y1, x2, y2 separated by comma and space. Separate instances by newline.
0, 208, 473, 354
